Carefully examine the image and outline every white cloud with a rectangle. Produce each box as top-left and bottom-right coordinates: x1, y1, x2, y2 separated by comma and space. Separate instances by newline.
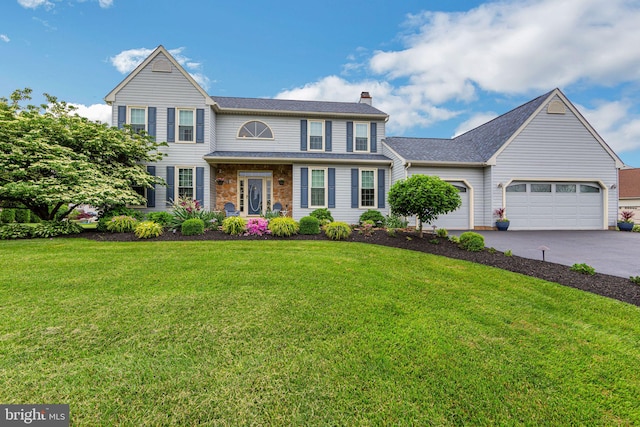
0, 35, 9, 43
453, 112, 498, 137
579, 101, 640, 154
98, 0, 113, 8
17, 0, 53, 9
275, 75, 460, 134
109, 47, 211, 90
70, 103, 112, 124
369, 0, 640, 103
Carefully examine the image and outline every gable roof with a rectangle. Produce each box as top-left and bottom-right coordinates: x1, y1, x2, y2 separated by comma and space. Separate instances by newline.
211, 96, 388, 119
104, 45, 214, 105
386, 89, 624, 168
619, 168, 640, 198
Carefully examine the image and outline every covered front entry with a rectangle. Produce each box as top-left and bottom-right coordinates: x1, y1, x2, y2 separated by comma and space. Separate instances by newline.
238, 171, 273, 216
506, 181, 603, 230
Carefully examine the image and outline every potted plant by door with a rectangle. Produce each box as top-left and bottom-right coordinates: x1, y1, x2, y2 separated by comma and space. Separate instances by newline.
494, 207, 510, 231
618, 210, 635, 231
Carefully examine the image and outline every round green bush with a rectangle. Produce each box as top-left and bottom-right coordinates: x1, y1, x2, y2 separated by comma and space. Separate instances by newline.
182, 218, 205, 236
222, 216, 246, 236
458, 231, 485, 252
310, 208, 334, 223
146, 211, 174, 227
14, 209, 30, 223
268, 217, 299, 237
359, 209, 385, 225
135, 221, 164, 239
324, 221, 352, 240
299, 216, 320, 235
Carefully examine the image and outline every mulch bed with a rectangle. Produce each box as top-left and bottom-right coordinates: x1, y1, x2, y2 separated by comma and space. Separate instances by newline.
76, 229, 640, 307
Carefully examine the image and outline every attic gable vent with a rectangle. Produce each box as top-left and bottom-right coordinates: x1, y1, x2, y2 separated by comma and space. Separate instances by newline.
152, 59, 172, 73
547, 100, 566, 114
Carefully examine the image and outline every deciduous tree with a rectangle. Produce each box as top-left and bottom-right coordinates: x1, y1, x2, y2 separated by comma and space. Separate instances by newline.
0, 89, 165, 220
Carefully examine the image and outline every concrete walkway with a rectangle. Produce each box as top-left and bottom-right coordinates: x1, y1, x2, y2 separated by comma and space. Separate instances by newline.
451, 230, 640, 278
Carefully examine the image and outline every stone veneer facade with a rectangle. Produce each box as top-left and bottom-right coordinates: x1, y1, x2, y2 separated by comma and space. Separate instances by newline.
212, 164, 293, 216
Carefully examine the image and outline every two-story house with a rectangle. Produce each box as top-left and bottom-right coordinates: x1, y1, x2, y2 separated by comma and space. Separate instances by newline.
105, 46, 624, 230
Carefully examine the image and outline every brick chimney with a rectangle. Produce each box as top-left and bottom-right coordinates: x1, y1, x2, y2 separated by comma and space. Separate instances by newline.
359, 91, 372, 105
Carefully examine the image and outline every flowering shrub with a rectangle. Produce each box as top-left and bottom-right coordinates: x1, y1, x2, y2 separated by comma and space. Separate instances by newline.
245, 218, 270, 236
170, 198, 217, 229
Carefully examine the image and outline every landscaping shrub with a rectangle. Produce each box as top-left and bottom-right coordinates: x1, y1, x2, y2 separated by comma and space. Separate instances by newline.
209, 211, 226, 229
106, 215, 138, 233
181, 218, 205, 236
29, 211, 41, 223
222, 216, 246, 236
268, 217, 299, 237
299, 216, 320, 235
14, 209, 30, 223
436, 228, 448, 238
170, 198, 217, 229
359, 209, 385, 225
504, 249, 513, 257
134, 221, 164, 239
310, 208, 334, 224
31, 221, 84, 238
359, 220, 374, 237
570, 263, 596, 276
459, 232, 485, 252
449, 235, 460, 244
324, 221, 352, 240
97, 206, 143, 231
1, 208, 16, 224
385, 213, 408, 229
630, 276, 640, 285
245, 218, 270, 236
0, 223, 32, 239
633, 225, 640, 233
146, 211, 174, 227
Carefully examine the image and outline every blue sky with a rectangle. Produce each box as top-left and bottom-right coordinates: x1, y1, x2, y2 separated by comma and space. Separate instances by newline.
2, 0, 640, 167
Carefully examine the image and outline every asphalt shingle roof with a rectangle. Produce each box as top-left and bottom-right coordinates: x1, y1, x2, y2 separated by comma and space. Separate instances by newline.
211, 96, 388, 117
386, 90, 553, 164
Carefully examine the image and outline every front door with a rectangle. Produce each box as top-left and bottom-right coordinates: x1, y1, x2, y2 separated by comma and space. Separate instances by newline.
247, 178, 263, 215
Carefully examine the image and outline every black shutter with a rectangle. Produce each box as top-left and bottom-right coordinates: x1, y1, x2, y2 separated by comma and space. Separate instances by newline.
146, 165, 156, 208
147, 107, 156, 138
300, 167, 308, 208
377, 169, 385, 208
196, 109, 204, 143
300, 120, 307, 151
117, 105, 126, 129
351, 168, 359, 208
346, 121, 353, 152
325, 121, 332, 152
328, 168, 336, 208
167, 108, 175, 142
166, 166, 175, 204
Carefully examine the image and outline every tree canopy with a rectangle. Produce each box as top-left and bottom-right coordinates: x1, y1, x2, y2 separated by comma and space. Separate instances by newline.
0, 89, 166, 220
387, 174, 461, 237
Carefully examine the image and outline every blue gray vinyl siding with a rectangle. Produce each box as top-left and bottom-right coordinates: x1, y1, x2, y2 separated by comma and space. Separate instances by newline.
215, 116, 385, 155
110, 52, 212, 211
293, 164, 390, 223
493, 95, 618, 228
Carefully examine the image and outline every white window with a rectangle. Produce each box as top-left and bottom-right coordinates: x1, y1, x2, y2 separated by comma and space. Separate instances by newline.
177, 109, 195, 142
354, 122, 370, 152
177, 167, 195, 200
360, 169, 376, 208
238, 121, 273, 139
128, 107, 146, 134
308, 121, 324, 151
310, 168, 327, 207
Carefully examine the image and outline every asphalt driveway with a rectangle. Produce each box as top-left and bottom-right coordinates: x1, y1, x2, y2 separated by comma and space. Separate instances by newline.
452, 230, 640, 278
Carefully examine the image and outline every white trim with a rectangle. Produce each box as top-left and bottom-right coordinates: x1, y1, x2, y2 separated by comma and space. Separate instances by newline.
175, 166, 197, 201
237, 120, 275, 140
309, 167, 328, 208
307, 120, 325, 152
127, 106, 147, 133
176, 108, 196, 144
354, 122, 370, 153
358, 168, 378, 209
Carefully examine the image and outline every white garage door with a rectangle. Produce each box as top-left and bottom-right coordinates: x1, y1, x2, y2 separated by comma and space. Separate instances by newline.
433, 184, 470, 230
506, 182, 602, 230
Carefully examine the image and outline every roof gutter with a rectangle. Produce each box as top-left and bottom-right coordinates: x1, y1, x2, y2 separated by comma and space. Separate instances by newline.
203, 155, 393, 166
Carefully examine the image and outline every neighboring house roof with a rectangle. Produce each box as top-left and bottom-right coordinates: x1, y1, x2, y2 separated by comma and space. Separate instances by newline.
619, 168, 640, 198
385, 88, 624, 168
211, 96, 388, 119
204, 151, 392, 165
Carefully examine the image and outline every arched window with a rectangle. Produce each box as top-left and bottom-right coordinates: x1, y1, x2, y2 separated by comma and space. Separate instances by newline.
238, 121, 274, 139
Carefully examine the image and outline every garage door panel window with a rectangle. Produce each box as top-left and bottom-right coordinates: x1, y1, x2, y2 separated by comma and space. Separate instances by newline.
506, 184, 526, 192
556, 184, 576, 193
580, 185, 600, 193
531, 184, 551, 192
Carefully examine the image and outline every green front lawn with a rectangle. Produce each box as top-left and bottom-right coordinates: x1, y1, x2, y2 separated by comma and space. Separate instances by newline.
1, 239, 639, 425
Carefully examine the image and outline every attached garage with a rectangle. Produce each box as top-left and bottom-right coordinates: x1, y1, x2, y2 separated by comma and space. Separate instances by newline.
433, 183, 471, 230
506, 182, 603, 230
